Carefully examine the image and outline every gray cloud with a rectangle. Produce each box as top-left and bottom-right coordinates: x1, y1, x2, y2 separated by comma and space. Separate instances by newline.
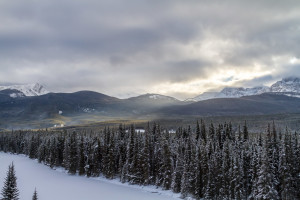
0, 0, 300, 99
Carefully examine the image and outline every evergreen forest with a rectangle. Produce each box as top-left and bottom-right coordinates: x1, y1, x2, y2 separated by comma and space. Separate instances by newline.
0, 121, 299, 200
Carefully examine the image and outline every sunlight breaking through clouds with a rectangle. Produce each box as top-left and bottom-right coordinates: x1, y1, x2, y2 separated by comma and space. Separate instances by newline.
0, 0, 299, 99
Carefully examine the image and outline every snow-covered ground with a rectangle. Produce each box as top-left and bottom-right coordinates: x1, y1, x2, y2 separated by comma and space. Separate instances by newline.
0, 152, 181, 200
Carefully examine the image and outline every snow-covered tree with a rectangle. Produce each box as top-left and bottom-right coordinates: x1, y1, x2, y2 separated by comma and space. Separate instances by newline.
1, 163, 19, 200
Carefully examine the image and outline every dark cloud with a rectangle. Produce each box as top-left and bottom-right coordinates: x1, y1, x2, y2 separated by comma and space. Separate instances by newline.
0, 0, 300, 99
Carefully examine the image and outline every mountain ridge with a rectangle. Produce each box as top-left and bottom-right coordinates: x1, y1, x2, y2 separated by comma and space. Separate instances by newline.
1, 77, 299, 102
188, 77, 300, 101
0, 83, 49, 97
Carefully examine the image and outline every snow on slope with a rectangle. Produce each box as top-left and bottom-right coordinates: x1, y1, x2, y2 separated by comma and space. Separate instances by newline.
148, 94, 178, 101
0, 83, 49, 97
216, 86, 270, 98
270, 77, 300, 93
0, 152, 182, 200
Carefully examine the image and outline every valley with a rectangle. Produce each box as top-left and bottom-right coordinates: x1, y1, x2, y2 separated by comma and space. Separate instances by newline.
0, 78, 300, 130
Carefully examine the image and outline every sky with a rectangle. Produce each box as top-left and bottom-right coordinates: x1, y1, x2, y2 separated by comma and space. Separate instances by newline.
0, 0, 300, 100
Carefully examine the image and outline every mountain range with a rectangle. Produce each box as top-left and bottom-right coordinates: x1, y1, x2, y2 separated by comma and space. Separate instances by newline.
187, 77, 300, 101
0, 77, 300, 129
2, 77, 300, 101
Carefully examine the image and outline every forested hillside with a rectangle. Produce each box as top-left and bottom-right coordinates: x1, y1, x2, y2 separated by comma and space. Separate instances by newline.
0, 121, 299, 199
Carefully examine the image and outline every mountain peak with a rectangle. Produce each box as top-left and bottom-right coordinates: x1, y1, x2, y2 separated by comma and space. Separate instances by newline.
282, 77, 300, 83
270, 77, 300, 93
133, 93, 179, 101
0, 83, 49, 97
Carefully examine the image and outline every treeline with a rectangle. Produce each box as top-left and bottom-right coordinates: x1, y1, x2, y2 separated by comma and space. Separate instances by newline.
0, 121, 299, 199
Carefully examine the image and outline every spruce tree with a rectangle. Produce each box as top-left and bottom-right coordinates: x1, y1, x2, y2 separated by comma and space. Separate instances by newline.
78, 136, 86, 176
200, 119, 207, 144
196, 120, 200, 141
162, 138, 172, 190
141, 129, 150, 185
32, 188, 38, 200
243, 121, 249, 142
194, 146, 204, 199
1, 163, 19, 200
257, 148, 279, 200
278, 144, 293, 199
171, 146, 183, 193
68, 131, 78, 174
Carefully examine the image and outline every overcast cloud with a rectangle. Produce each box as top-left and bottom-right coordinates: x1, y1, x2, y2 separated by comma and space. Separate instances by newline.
0, 0, 300, 99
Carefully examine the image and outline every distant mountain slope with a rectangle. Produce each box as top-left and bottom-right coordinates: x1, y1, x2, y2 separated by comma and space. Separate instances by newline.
0, 91, 185, 125
185, 92, 219, 102
161, 93, 300, 116
188, 77, 300, 101
120, 93, 185, 114
126, 93, 182, 107
0, 91, 122, 122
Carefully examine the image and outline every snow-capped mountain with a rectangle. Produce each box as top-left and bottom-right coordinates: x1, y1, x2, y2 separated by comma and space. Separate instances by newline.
0, 83, 49, 97
188, 77, 300, 101
187, 87, 269, 101
270, 77, 300, 93
216, 86, 270, 98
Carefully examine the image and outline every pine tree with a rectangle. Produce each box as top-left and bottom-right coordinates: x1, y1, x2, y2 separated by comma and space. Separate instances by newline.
62, 136, 70, 170
233, 156, 244, 200
171, 146, 183, 193
125, 125, 136, 183
208, 123, 215, 141
180, 137, 194, 197
196, 120, 200, 141
68, 131, 78, 174
106, 132, 116, 179
243, 121, 249, 142
162, 138, 172, 190
257, 148, 279, 200
48, 137, 57, 168
249, 145, 259, 199
32, 188, 38, 200
78, 136, 86, 176
1, 163, 19, 200
200, 119, 207, 144
92, 138, 101, 177
29, 135, 37, 159
141, 128, 150, 185
195, 145, 205, 199
220, 140, 231, 199
55, 134, 65, 167
278, 143, 293, 199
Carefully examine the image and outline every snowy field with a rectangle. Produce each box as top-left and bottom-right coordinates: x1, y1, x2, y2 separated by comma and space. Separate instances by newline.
0, 152, 181, 200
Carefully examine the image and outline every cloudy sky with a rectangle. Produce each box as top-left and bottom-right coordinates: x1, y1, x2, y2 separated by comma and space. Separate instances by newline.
0, 0, 300, 99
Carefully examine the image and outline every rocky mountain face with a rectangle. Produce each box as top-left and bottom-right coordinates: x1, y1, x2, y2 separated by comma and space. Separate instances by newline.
270, 77, 300, 93
0, 83, 49, 97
